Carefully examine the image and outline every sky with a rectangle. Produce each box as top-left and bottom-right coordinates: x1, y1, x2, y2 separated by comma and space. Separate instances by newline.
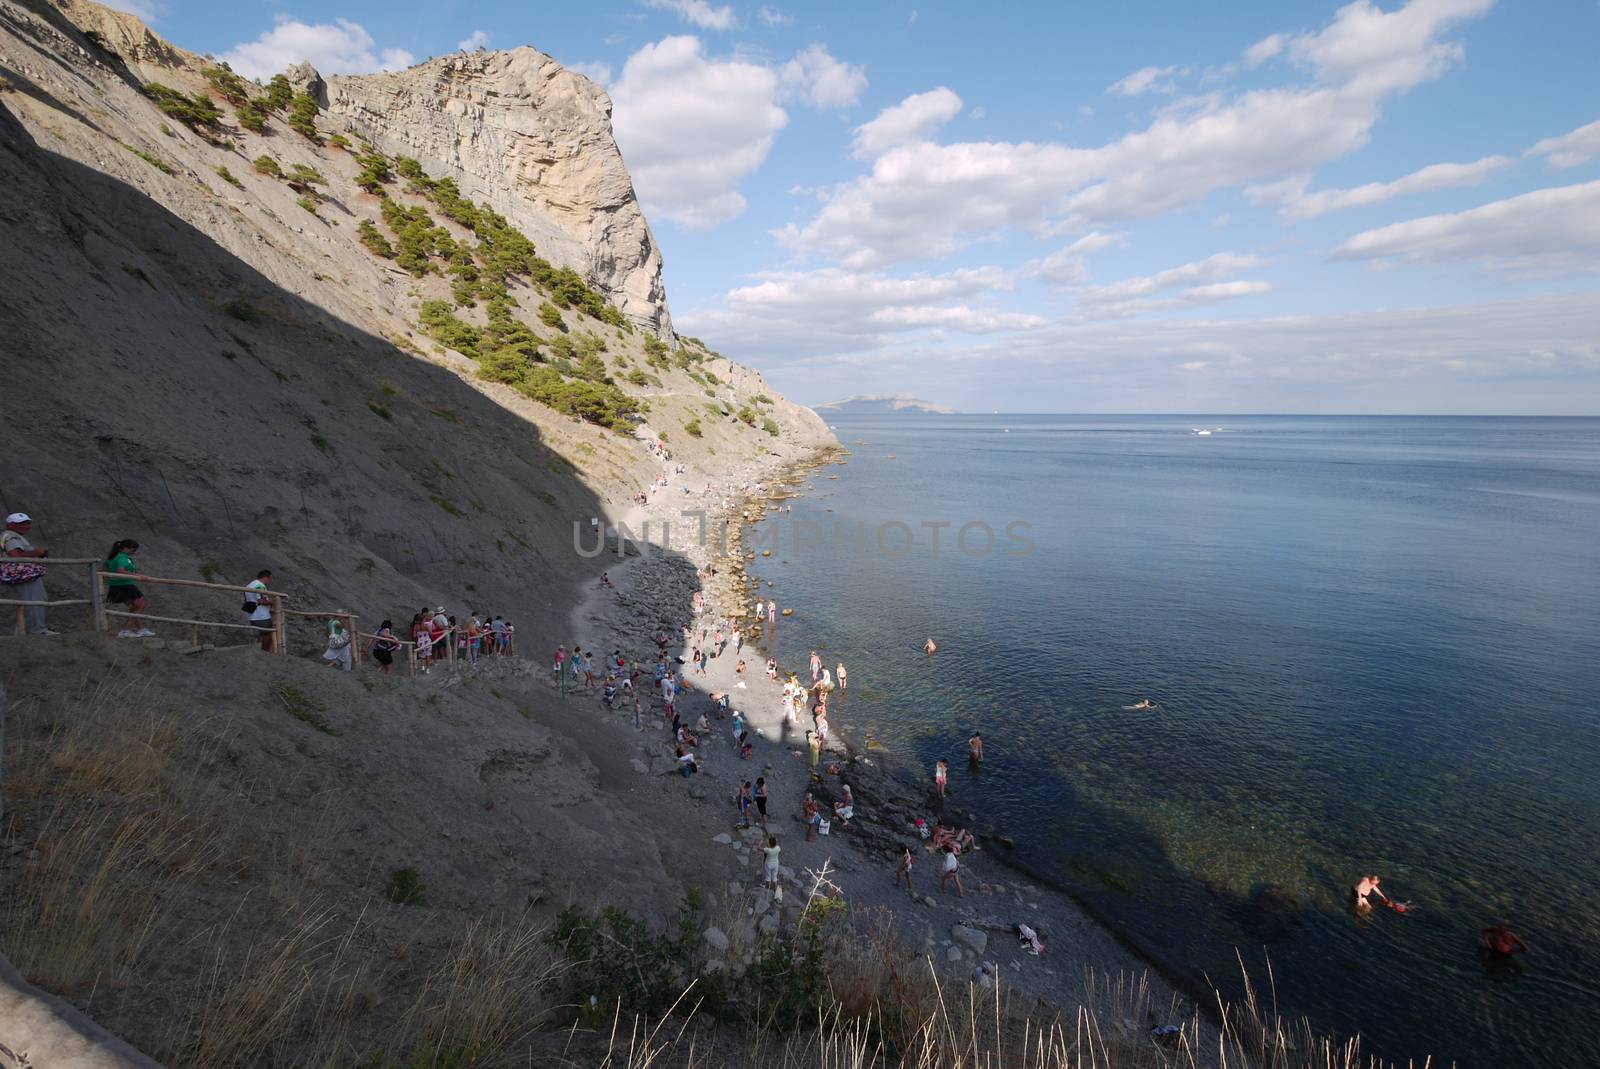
121, 0, 1600, 413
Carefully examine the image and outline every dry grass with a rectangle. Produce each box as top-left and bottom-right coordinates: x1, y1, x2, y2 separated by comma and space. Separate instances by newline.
1, 675, 230, 995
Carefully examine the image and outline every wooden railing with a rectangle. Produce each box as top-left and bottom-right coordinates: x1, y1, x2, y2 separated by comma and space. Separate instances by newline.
1, 558, 101, 635
7, 561, 518, 678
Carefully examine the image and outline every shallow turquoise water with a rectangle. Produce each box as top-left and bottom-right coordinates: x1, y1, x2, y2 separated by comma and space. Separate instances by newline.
747, 414, 1600, 1068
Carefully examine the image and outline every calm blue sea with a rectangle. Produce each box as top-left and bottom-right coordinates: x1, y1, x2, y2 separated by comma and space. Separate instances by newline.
747, 414, 1600, 1068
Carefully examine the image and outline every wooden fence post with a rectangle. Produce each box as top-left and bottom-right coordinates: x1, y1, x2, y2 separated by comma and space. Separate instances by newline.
272, 594, 287, 655
13, 605, 23, 637
345, 614, 360, 670
88, 562, 105, 632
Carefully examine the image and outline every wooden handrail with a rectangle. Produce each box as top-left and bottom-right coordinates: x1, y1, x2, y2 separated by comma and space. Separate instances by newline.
0, 557, 102, 565
0, 598, 90, 607
104, 610, 272, 632
96, 572, 292, 598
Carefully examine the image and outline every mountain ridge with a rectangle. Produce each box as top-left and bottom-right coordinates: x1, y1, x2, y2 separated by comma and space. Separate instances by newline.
814, 393, 960, 414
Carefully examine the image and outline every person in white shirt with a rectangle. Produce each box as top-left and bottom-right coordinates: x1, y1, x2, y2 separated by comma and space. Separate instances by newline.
2, 513, 56, 636
244, 569, 275, 652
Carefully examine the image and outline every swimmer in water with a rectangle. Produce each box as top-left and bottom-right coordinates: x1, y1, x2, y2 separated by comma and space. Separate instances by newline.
968, 732, 983, 764
924, 637, 938, 655
1353, 874, 1392, 910
1480, 925, 1527, 957
1129, 699, 1156, 710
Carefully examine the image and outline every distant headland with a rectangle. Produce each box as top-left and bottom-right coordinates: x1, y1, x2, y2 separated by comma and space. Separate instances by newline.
813, 394, 959, 414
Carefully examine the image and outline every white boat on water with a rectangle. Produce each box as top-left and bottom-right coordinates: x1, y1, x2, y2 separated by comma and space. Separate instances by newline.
1192, 428, 1212, 436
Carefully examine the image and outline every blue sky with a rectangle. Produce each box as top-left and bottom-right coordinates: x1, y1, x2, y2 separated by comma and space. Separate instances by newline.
129, 0, 1599, 412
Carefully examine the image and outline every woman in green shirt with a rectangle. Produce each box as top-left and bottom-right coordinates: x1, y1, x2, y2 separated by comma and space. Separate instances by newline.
106, 539, 152, 637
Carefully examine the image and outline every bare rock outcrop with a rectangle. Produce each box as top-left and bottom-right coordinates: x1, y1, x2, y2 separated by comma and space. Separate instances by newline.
323, 50, 672, 337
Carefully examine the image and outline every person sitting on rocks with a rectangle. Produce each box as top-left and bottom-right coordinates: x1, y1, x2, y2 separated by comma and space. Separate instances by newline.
832, 784, 855, 825
675, 746, 698, 777
803, 794, 821, 841
1016, 923, 1045, 955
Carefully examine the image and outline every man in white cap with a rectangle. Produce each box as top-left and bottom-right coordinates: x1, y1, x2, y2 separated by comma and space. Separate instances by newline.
2, 513, 57, 635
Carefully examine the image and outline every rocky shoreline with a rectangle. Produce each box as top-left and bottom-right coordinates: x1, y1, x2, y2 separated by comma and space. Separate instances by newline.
565, 438, 1217, 1035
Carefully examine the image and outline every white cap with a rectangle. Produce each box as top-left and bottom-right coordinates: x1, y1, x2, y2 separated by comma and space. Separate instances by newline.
5, 513, 30, 524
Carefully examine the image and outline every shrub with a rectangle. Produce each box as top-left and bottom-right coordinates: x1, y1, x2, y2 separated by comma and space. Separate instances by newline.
223, 299, 261, 323
385, 867, 427, 905
537, 302, 565, 331
142, 82, 222, 130
252, 154, 281, 177
236, 99, 268, 133
762, 417, 781, 437
684, 418, 702, 438
327, 133, 351, 150
122, 143, 173, 174
213, 164, 242, 188
357, 219, 394, 258
513, 366, 643, 431
476, 346, 532, 384
574, 352, 609, 384
285, 163, 324, 190
201, 65, 249, 106
297, 195, 318, 216
353, 149, 392, 192
418, 299, 482, 357
287, 92, 320, 141
753, 393, 774, 405
626, 368, 649, 387
737, 406, 756, 426
264, 73, 293, 112
642, 334, 669, 369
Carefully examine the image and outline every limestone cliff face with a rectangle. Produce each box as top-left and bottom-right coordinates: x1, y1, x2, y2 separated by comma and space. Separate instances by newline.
324, 50, 672, 338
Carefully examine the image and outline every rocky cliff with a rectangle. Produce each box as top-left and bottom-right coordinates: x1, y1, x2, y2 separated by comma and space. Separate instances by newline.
322, 50, 673, 338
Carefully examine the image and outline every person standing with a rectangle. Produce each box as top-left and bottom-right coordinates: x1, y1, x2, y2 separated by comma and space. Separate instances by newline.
894, 846, 914, 893
767, 598, 776, 623
968, 732, 983, 765
732, 626, 742, 654
755, 777, 769, 830
244, 569, 274, 652
737, 782, 753, 829
2, 513, 55, 636
763, 837, 781, 891
940, 844, 964, 897
105, 539, 153, 637
371, 619, 399, 674
806, 730, 821, 771
322, 618, 352, 669
837, 662, 847, 691
809, 650, 821, 681
934, 759, 949, 800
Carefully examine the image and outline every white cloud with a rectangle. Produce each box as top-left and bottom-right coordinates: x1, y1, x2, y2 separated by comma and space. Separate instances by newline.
849, 87, 962, 159
643, 0, 736, 30
758, 5, 794, 26
969, 106, 986, 121
1074, 254, 1270, 316
1180, 360, 1210, 371
1526, 119, 1600, 170
1109, 65, 1177, 96
458, 29, 490, 51
222, 17, 415, 80
1083, 253, 1264, 303
1243, 33, 1286, 67
568, 61, 613, 85
610, 36, 786, 228
779, 44, 867, 109
782, 0, 1494, 269
679, 265, 1030, 357
1284, 0, 1493, 97
1027, 231, 1125, 286
1332, 181, 1600, 276
1249, 155, 1512, 220
100, 0, 159, 21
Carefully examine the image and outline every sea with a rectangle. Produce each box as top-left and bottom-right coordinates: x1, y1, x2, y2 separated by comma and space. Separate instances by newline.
744, 414, 1600, 1069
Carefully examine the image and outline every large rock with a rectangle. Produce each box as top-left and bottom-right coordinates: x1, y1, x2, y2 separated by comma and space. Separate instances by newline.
951, 924, 988, 954
323, 50, 672, 336
703, 927, 729, 953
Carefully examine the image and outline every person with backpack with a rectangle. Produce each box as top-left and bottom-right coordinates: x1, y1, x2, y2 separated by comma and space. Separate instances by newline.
371, 620, 400, 674
105, 539, 153, 637
243, 570, 274, 652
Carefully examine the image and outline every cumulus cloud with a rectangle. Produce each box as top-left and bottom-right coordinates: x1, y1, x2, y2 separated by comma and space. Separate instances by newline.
779, 44, 867, 109
1248, 155, 1512, 220
849, 87, 962, 159
1109, 65, 1178, 96
758, 5, 794, 26
782, 0, 1494, 268
223, 17, 413, 80
567, 61, 613, 85
1243, 33, 1287, 67
611, 36, 786, 228
1526, 119, 1600, 170
1074, 254, 1270, 316
1332, 181, 1600, 276
1027, 232, 1125, 286
458, 29, 490, 51
677, 265, 1035, 359
643, 0, 736, 30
